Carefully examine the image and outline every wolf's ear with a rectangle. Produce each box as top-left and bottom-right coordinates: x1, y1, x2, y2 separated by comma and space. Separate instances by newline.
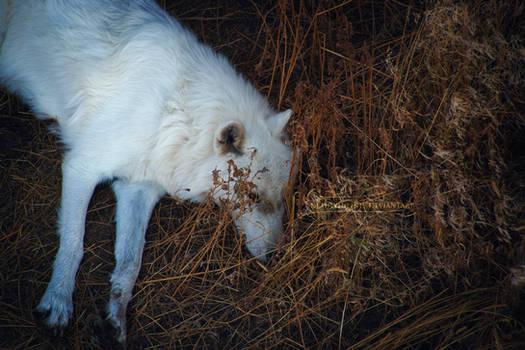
215, 121, 245, 155
268, 109, 292, 137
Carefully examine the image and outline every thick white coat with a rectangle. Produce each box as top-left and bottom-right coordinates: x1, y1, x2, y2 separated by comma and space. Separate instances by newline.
0, 0, 292, 344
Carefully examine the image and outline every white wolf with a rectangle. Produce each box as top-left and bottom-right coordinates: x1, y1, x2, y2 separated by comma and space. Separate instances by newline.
0, 0, 293, 344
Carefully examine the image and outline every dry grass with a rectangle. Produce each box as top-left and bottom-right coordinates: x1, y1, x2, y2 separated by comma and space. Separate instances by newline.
1, 0, 525, 349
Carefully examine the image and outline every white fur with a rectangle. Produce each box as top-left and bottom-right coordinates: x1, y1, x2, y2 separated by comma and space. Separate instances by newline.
0, 0, 6, 44
0, 0, 292, 344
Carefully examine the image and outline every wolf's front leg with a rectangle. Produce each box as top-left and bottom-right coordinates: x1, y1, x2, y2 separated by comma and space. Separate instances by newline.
36, 157, 98, 334
106, 180, 164, 344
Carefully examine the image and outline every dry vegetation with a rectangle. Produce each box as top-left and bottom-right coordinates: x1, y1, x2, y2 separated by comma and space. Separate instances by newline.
1, 0, 525, 349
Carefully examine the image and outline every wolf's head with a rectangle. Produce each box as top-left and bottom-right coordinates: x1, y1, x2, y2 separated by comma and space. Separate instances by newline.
213, 109, 294, 260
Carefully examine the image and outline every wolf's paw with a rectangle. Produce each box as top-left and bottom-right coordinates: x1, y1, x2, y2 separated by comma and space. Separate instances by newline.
35, 291, 73, 336
93, 309, 126, 349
